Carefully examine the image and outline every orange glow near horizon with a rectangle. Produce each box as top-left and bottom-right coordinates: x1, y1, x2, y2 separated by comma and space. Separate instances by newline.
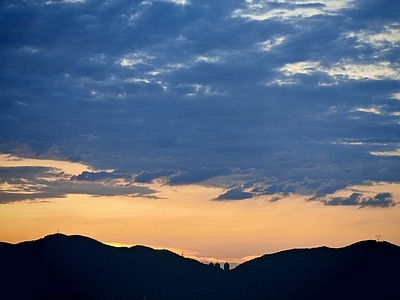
1, 155, 400, 266
1, 186, 400, 265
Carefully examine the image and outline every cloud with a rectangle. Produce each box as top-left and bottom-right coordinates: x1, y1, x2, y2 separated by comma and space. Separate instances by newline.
215, 188, 253, 201
321, 192, 396, 208
353, 107, 383, 115
169, 168, 233, 185
232, 0, 354, 21
259, 183, 291, 195
391, 92, 400, 100
0, 166, 67, 186
0, 166, 157, 204
370, 149, 400, 157
345, 24, 400, 49
0, 191, 65, 204
72, 171, 129, 181
258, 35, 287, 51
134, 170, 177, 183
252, 179, 348, 198
277, 60, 400, 82
0, 0, 400, 204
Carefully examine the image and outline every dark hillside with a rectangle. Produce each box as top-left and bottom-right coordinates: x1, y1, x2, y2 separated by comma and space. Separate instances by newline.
225, 240, 400, 299
1, 235, 399, 299
0, 234, 219, 299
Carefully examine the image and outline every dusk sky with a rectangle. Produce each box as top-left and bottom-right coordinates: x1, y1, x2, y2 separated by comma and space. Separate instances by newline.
1, 0, 400, 264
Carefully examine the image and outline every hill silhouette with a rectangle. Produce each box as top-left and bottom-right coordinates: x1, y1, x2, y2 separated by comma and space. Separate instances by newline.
1, 234, 399, 299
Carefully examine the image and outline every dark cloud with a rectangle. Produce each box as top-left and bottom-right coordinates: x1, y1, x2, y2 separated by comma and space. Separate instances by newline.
0, 166, 58, 184
0, 0, 399, 202
72, 171, 130, 182
251, 179, 349, 199
215, 188, 253, 201
260, 183, 288, 195
0, 191, 65, 204
320, 192, 396, 208
0, 166, 157, 204
269, 196, 282, 202
311, 183, 349, 198
169, 167, 232, 185
134, 170, 177, 183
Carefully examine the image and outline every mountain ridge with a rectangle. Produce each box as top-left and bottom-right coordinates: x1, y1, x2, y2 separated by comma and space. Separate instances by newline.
1, 234, 399, 299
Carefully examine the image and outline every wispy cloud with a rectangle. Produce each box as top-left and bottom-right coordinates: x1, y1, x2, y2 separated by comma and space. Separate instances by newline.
345, 24, 400, 49
232, 0, 354, 21
278, 60, 400, 82
258, 35, 287, 51
353, 106, 383, 115
391, 92, 400, 100
370, 149, 400, 157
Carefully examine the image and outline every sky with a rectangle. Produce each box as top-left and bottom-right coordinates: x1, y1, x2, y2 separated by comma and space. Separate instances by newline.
1, 0, 400, 265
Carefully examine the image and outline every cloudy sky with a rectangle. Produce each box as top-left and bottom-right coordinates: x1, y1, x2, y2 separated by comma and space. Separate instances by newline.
1, 0, 400, 263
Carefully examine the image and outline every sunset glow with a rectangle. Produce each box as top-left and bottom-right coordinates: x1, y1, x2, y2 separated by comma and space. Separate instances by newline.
1, 156, 399, 265
1, 0, 400, 270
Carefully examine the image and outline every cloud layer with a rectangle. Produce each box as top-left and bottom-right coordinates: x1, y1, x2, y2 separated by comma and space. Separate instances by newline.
1, 0, 400, 206
0, 166, 156, 204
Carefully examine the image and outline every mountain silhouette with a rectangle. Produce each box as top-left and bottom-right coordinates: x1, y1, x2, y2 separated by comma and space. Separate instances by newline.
1, 234, 399, 299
